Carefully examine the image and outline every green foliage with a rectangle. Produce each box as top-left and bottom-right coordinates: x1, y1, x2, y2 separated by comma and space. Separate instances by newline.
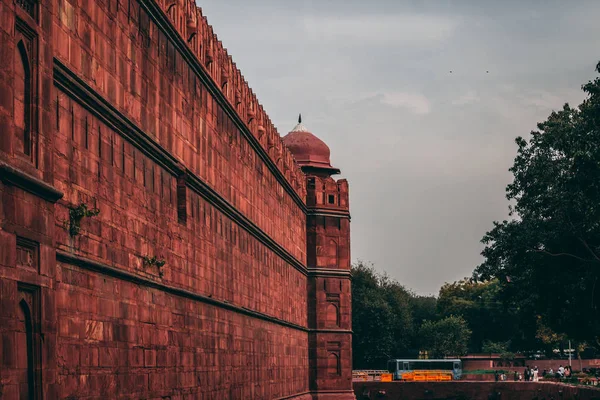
437, 278, 520, 352
481, 340, 510, 354
351, 261, 415, 369
142, 255, 166, 277
410, 295, 438, 325
68, 203, 100, 237
418, 315, 472, 358
474, 61, 600, 344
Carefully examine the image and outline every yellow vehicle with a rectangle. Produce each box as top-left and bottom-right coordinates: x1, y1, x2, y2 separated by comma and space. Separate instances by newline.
387, 359, 462, 381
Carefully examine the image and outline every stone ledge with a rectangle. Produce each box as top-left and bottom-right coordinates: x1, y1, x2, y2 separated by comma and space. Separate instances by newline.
309, 329, 353, 334
56, 250, 309, 332
0, 161, 63, 203
53, 58, 308, 277
308, 268, 352, 278
308, 209, 351, 220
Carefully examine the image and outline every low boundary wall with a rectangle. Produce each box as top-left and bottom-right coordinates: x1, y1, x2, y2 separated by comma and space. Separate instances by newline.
354, 381, 600, 400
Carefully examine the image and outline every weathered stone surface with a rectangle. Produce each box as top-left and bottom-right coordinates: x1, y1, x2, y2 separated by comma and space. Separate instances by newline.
0, 0, 353, 399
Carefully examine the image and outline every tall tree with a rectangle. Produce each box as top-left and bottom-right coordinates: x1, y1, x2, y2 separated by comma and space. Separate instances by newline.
437, 278, 518, 352
418, 316, 472, 358
474, 62, 600, 344
351, 262, 414, 368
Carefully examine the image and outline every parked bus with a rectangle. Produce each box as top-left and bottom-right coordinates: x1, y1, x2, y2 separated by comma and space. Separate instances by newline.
387, 359, 462, 381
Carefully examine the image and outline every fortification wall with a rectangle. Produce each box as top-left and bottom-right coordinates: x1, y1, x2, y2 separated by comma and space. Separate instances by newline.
52, 0, 307, 263
0, 0, 320, 398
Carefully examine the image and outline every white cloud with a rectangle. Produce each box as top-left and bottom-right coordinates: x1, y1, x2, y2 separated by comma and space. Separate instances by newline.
379, 92, 431, 115
302, 14, 459, 46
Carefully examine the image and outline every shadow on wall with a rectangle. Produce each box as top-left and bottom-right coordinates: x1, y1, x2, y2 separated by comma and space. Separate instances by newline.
354, 382, 600, 400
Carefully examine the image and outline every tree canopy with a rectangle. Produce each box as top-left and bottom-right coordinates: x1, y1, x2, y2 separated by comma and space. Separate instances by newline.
418, 316, 471, 359
351, 262, 415, 369
474, 62, 600, 345
437, 278, 519, 352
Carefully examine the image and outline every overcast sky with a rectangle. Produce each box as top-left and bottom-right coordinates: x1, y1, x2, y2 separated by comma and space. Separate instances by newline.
196, 0, 600, 295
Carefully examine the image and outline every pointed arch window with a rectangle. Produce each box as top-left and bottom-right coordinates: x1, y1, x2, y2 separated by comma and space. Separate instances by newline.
14, 40, 32, 158
14, 19, 37, 163
17, 283, 41, 400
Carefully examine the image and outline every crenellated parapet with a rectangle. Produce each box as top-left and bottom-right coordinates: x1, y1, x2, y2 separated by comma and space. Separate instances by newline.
307, 176, 350, 211
155, 0, 307, 200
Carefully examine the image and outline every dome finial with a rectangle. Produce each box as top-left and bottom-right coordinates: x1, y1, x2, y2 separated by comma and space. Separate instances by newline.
298, 113, 302, 124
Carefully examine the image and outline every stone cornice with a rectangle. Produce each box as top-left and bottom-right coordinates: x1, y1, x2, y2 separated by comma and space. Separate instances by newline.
53, 59, 308, 277
307, 208, 351, 220
139, 0, 307, 213
309, 329, 353, 334
307, 268, 352, 279
57, 250, 309, 332
0, 161, 63, 203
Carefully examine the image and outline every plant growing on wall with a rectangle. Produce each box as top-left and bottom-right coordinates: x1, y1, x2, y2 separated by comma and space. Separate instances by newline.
142, 255, 166, 277
67, 203, 100, 237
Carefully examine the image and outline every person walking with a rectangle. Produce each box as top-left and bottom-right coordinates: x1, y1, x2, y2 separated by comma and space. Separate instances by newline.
533, 366, 539, 382
524, 367, 530, 382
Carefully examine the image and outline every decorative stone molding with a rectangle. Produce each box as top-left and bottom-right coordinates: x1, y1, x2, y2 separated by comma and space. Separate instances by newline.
0, 161, 63, 203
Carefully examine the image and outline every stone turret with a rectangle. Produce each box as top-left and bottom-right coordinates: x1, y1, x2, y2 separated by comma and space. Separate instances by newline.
284, 117, 354, 400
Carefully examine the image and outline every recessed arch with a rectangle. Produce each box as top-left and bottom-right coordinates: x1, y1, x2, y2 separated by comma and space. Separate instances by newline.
325, 302, 339, 327
18, 298, 35, 399
328, 238, 338, 267
15, 39, 32, 157
327, 352, 340, 376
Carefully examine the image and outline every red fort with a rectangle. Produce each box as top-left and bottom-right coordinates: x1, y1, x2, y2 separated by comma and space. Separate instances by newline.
0, 0, 353, 399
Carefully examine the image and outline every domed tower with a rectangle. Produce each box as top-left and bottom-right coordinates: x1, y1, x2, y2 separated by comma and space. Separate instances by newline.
283, 115, 354, 399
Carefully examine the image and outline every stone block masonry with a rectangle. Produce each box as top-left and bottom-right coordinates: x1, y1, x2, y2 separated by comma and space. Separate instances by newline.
0, 0, 353, 399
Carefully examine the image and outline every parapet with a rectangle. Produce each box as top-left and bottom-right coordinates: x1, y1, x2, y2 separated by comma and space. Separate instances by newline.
306, 176, 349, 210
155, 0, 306, 200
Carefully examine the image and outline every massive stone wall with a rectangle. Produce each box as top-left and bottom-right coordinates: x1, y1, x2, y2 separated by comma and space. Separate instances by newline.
53, 260, 309, 399
0, 0, 340, 399
52, 0, 307, 263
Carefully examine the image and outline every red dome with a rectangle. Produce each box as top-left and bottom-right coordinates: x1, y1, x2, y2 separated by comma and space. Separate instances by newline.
282, 116, 338, 173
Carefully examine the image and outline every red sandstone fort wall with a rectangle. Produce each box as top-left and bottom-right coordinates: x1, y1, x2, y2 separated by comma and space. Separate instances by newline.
51, 0, 307, 263
52, 260, 309, 399
0, 0, 349, 398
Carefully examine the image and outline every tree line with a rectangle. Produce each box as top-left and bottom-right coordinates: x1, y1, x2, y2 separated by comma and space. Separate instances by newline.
352, 61, 600, 370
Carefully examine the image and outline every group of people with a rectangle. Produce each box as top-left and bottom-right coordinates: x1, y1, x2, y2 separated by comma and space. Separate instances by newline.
522, 366, 540, 381
494, 365, 572, 382
523, 365, 573, 380
547, 365, 572, 379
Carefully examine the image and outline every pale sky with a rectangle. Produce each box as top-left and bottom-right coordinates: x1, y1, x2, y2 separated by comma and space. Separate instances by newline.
196, 0, 600, 294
